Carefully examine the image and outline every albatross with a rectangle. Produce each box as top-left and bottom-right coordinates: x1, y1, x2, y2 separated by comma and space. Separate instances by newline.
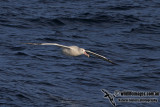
25, 43, 116, 64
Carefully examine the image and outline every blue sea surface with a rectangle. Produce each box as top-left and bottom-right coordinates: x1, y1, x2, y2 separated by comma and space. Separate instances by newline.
0, 0, 160, 107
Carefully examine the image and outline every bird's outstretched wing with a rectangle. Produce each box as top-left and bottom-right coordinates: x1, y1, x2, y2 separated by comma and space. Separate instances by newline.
85, 50, 117, 64
24, 43, 70, 49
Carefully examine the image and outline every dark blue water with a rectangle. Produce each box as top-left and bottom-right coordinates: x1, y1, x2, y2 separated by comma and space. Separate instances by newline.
0, 0, 160, 107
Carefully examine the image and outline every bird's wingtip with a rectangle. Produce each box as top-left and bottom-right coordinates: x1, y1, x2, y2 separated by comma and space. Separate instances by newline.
110, 61, 118, 65
23, 43, 39, 45
23, 43, 31, 44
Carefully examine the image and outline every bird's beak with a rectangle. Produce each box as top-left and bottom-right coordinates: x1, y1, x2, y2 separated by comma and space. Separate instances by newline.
84, 51, 89, 57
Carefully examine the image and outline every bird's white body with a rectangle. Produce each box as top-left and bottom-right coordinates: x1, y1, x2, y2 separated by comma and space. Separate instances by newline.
25, 43, 116, 64
62, 46, 82, 56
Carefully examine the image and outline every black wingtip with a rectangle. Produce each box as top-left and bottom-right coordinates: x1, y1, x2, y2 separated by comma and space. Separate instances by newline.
110, 61, 118, 65
104, 59, 118, 65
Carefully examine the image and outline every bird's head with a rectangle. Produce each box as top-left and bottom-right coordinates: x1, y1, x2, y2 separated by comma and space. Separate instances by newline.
80, 48, 89, 57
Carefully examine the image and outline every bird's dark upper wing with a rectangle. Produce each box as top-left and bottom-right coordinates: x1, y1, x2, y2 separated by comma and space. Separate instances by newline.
85, 50, 117, 64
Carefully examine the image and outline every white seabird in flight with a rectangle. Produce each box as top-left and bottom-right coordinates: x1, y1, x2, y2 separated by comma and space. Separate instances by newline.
25, 43, 116, 64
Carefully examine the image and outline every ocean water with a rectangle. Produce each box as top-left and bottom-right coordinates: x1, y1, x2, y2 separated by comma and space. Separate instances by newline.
0, 0, 160, 107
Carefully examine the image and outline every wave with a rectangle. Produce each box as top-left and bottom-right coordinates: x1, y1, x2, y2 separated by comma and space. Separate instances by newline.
61, 14, 140, 24
26, 17, 65, 26
130, 23, 160, 34
14, 52, 28, 56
